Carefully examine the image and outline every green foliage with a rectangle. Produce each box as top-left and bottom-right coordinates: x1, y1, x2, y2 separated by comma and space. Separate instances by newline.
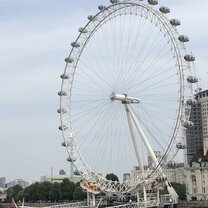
106, 173, 119, 182
6, 185, 23, 201
159, 187, 168, 195
39, 182, 52, 201
24, 182, 40, 202
73, 186, 87, 200
171, 182, 186, 200
16, 190, 25, 201
59, 179, 75, 201
6, 179, 86, 203
49, 182, 60, 202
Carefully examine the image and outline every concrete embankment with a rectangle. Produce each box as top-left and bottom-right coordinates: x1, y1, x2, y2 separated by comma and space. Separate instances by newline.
2, 202, 208, 208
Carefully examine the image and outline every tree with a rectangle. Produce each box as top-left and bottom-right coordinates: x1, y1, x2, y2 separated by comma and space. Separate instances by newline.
49, 182, 60, 202
106, 173, 119, 182
16, 190, 25, 201
171, 183, 186, 200
6, 185, 23, 201
59, 179, 75, 201
39, 181, 52, 201
24, 182, 40, 202
6, 179, 89, 203
73, 186, 86, 201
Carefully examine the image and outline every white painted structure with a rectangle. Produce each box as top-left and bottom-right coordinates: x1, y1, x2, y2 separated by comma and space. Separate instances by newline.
186, 165, 208, 201
165, 166, 185, 185
58, 0, 198, 207
185, 90, 208, 201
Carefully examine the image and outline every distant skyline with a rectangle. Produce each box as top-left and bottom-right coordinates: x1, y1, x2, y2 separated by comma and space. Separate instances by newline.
0, 0, 208, 183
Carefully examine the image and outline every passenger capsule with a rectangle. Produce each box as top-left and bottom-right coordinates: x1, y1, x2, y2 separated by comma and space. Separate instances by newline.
65, 57, 74, 63
178, 35, 189, 42
187, 76, 198, 83
98, 5, 106, 10
156, 176, 167, 183
61, 141, 70, 147
186, 99, 197, 106
159, 6, 170, 14
184, 54, 195, 62
71, 42, 81, 48
87, 15, 96, 21
58, 91, 67, 96
195, 88, 202, 93
167, 162, 174, 167
176, 143, 186, 149
57, 108, 67, 114
60, 74, 70, 79
148, 0, 158, 5
182, 121, 194, 128
78, 27, 88, 33
67, 156, 76, 162
58, 125, 68, 131
170, 19, 181, 26
110, 0, 119, 4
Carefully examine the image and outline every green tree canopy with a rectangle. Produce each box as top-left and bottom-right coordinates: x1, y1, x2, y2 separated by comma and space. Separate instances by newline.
73, 186, 86, 201
6, 185, 23, 201
39, 181, 52, 201
49, 182, 60, 202
6, 179, 87, 203
59, 179, 76, 201
171, 182, 186, 200
106, 173, 119, 182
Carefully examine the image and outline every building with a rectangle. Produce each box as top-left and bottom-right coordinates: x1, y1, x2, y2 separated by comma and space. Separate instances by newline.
7, 179, 29, 188
41, 169, 82, 184
0, 177, 6, 188
185, 89, 208, 201
186, 89, 208, 163
59, 169, 66, 175
41, 174, 82, 184
148, 151, 167, 167
198, 90, 208, 155
0, 187, 6, 202
185, 160, 208, 201
130, 166, 143, 180
123, 173, 130, 181
164, 164, 185, 184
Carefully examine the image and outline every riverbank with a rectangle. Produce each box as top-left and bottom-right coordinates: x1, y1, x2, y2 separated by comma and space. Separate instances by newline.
1, 201, 208, 208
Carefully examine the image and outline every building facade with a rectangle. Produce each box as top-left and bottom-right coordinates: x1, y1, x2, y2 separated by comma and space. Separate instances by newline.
7, 179, 29, 188
164, 164, 185, 184
0, 177, 6, 188
123, 173, 130, 181
185, 89, 208, 201
186, 89, 208, 163
41, 174, 82, 184
185, 161, 208, 201
197, 90, 208, 155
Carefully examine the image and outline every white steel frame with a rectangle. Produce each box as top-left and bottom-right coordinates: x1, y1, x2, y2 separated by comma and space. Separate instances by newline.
59, 0, 196, 195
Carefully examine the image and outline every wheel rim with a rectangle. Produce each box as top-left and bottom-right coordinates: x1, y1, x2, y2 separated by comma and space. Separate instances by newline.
59, 1, 194, 193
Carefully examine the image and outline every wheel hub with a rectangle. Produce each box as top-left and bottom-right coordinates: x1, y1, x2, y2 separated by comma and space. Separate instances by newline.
110, 93, 140, 104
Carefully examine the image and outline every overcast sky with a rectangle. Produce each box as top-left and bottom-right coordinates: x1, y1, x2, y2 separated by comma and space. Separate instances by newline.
0, 0, 208, 183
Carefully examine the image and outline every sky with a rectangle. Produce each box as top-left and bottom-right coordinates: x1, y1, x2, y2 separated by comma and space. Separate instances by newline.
0, 0, 208, 184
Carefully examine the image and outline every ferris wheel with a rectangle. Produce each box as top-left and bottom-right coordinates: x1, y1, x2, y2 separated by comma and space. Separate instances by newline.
58, 0, 198, 195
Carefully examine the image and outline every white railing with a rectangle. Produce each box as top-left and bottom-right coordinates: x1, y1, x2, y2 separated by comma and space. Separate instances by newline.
23, 201, 88, 208
107, 201, 158, 208
49, 202, 87, 208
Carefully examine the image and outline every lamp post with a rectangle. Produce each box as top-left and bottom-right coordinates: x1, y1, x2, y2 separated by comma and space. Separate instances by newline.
169, 198, 173, 208
129, 199, 132, 208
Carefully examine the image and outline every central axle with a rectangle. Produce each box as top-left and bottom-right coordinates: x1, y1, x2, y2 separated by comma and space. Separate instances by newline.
110, 93, 140, 104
